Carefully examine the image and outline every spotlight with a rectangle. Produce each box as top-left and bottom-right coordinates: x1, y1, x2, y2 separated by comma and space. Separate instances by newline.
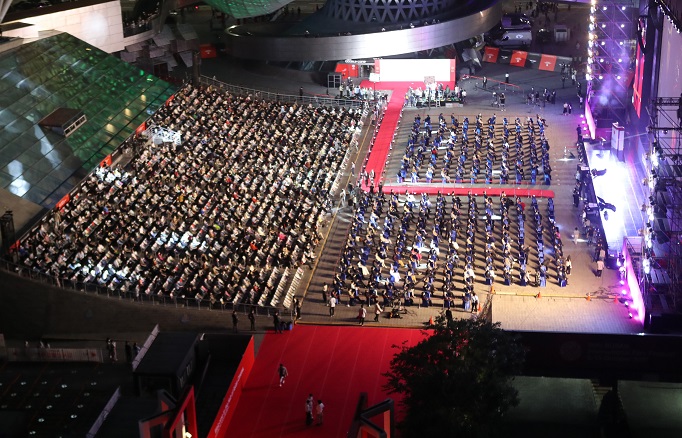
622, 289, 627, 295
628, 312, 633, 319
625, 301, 629, 307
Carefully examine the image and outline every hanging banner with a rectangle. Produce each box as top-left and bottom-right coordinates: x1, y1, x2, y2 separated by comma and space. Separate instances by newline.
510, 50, 528, 67
56, 193, 70, 210
539, 54, 557, 71
483, 46, 500, 63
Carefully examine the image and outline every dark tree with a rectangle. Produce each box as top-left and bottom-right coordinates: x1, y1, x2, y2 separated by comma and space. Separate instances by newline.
383, 316, 525, 437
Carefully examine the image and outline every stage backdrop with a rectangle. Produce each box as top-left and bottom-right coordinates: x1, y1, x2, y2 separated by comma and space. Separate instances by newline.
374, 59, 456, 83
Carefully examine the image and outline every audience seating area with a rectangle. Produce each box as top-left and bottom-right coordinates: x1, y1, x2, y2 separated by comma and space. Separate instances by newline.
395, 113, 552, 185
16, 84, 363, 308
332, 186, 569, 311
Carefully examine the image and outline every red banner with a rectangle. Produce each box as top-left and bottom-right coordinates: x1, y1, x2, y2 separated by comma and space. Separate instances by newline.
335, 63, 358, 78
510, 51, 528, 67
539, 54, 557, 71
100, 155, 112, 167
135, 121, 147, 136
374, 59, 381, 75
200, 44, 217, 59
449, 58, 457, 83
483, 47, 500, 63
56, 193, 70, 210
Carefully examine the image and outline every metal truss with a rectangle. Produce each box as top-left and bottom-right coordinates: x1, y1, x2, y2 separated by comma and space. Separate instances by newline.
322, 0, 455, 24
645, 96, 682, 307
588, 0, 638, 115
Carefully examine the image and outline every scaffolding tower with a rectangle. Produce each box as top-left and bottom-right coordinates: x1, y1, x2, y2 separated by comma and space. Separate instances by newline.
645, 96, 682, 311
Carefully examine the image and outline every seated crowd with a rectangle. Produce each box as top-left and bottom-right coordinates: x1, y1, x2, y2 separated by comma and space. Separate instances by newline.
395, 113, 552, 186
332, 186, 564, 312
16, 83, 363, 307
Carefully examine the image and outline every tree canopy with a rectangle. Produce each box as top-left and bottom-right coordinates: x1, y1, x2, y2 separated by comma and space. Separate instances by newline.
383, 315, 525, 437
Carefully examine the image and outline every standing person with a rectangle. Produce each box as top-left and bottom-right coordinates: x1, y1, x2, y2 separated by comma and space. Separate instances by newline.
125, 341, 133, 363
482, 76, 488, 89
358, 304, 366, 326
248, 308, 256, 331
294, 298, 302, 321
565, 255, 572, 275
316, 400, 325, 425
273, 310, 282, 333
329, 294, 336, 317
322, 283, 328, 305
596, 259, 604, 277
561, 75, 566, 88
373, 301, 383, 321
573, 227, 580, 244
471, 292, 479, 313
305, 394, 314, 426
340, 189, 346, 207
505, 72, 510, 83
563, 102, 568, 115
232, 310, 239, 333
278, 363, 288, 387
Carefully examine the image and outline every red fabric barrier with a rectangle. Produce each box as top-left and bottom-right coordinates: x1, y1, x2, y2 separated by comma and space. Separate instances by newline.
209, 337, 256, 438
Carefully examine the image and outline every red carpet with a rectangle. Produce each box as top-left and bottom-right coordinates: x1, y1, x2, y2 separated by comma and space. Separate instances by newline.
226, 326, 428, 438
360, 80, 454, 191
360, 81, 408, 191
382, 185, 555, 198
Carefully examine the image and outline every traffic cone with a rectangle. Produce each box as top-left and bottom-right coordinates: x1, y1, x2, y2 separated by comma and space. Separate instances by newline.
536, 291, 541, 299
429, 316, 434, 326
586, 294, 591, 301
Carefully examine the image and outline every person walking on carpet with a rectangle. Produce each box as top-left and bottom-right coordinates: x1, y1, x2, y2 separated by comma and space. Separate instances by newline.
278, 363, 288, 387
316, 400, 325, 425
305, 394, 314, 426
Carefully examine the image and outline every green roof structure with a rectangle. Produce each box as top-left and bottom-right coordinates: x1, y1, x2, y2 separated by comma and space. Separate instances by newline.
0, 33, 176, 207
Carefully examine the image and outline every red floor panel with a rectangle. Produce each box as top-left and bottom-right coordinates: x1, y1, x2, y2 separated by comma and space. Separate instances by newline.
225, 326, 427, 438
